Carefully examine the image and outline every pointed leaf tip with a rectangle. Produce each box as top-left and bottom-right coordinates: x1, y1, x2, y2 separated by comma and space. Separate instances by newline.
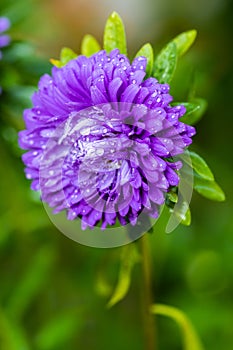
135, 43, 154, 77
81, 34, 101, 57
50, 47, 78, 68
103, 12, 127, 55
107, 244, 139, 308
173, 29, 197, 57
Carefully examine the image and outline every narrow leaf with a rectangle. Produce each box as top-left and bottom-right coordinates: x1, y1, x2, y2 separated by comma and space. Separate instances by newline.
107, 244, 140, 308
81, 34, 101, 57
186, 151, 214, 181
183, 98, 207, 125
173, 30, 197, 57
151, 304, 204, 350
135, 43, 154, 77
153, 42, 177, 83
194, 174, 225, 201
103, 11, 127, 54
172, 102, 200, 116
50, 47, 77, 68
172, 201, 191, 226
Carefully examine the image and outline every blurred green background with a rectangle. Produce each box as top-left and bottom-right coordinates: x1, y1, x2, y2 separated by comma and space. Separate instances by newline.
0, 0, 232, 349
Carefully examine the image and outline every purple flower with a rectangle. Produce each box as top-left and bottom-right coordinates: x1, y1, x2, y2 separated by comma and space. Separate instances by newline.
0, 17, 10, 59
19, 49, 195, 229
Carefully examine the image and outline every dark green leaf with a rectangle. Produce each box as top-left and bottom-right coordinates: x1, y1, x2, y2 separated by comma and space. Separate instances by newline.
153, 42, 177, 83
182, 98, 207, 125
81, 34, 101, 57
186, 151, 215, 181
194, 174, 225, 202
135, 43, 154, 77
103, 12, 127, 54
173, 30, 197, 57
172, 102, 201, 125
167, 191, 178, 204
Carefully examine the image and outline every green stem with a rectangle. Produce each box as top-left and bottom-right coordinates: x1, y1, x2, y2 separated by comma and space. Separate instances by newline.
140, 233, 156, 350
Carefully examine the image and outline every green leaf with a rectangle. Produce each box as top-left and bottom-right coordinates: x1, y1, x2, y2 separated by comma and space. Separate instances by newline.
173, 201, 191, 226
194, 174, 225, 201
135, 43, 154, 77
153, 42, 177, 83
103, 11, 127, 54
151, 304, 204, 350
186, 151, 215, 181
50, 47, 78, 68
182, 98, 207, 125
107, 244, 140, 308
181, 206, 191, 226
173, 30, 197, 57
81, 34, 101, 57
172, 102, 200, 125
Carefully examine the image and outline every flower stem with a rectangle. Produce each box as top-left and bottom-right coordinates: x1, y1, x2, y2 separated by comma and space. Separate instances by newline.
139, 233, 156, 350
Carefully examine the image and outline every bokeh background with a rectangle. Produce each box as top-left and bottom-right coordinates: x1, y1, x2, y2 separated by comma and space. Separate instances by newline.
0, 0, 233, 349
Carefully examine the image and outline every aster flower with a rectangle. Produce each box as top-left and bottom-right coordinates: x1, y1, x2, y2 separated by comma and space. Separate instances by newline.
0, 16, 10, 60
19, 48, 195, 229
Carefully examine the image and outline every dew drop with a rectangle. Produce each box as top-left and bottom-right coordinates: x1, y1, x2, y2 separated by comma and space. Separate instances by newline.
96, 148, 104, 156
80, 126, 91, 136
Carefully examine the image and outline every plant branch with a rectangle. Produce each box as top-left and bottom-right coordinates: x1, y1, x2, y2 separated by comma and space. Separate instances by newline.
140, 233, 156, 350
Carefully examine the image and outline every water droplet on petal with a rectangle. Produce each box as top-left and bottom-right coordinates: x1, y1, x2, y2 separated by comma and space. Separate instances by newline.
80, 126, 91, 136
96, 148, 104, 156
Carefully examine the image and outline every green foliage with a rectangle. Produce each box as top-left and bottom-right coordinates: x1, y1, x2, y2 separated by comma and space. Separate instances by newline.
153, 29, 197, 84
187, 151, 214, 181
180, 98, 208, 125
103, 11, 127, 55
151, 304, 204, 350
81, 34, 101, 57
177, 203, 191, 226
107, 244, 140, 308
172, 30, 197, 57
153, 42, 177, 83
50, 47, 78, 68
183, 151, 225, 201
193, 174, 225, 202
0, 3, 231, 350
135, 43, 154, 77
